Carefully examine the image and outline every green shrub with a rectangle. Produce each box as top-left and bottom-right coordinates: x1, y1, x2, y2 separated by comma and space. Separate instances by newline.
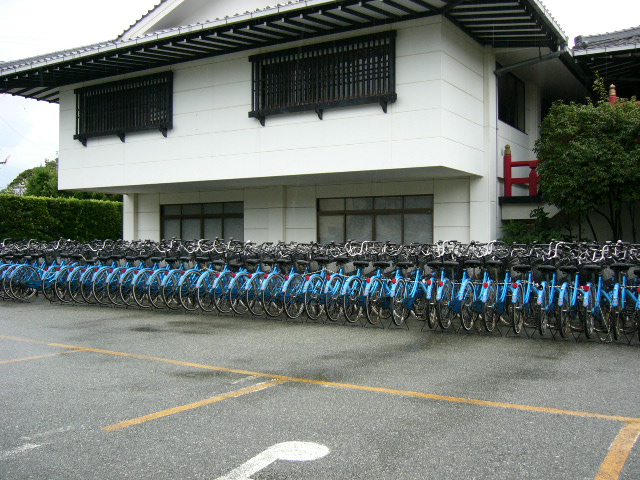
0, 194, 122, 241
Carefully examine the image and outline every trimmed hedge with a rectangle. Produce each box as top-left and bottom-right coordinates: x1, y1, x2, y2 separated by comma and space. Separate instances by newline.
0, 194, 122, 241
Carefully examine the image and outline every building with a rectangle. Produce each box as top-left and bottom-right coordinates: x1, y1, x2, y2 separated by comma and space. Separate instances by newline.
1, 1, 636, 243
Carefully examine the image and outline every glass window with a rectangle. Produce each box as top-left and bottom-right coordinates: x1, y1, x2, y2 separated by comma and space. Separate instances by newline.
346, 197, 374, 211
404, 213, 433, 244
319, 216, 345, 244
181, 204, 201, 215
404, 195, 433, 209
319, 198, 345, 212
224, 217, 244, 240
181, 219, 200, 240
376, 214, 402, 244
161, 202, 243, 240
204, 218, 222, 239
346, 215, 373, 241
318, 195, 433, 243
374, 197, 402, 210
498, 70, 526, 131
163, 219, 180, 239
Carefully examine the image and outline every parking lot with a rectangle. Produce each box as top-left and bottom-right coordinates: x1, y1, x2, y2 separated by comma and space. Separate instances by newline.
1, 298, 639, 479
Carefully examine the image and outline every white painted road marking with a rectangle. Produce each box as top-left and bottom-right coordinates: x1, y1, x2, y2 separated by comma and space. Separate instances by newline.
0, 443, 41, 460
214, 441, 330, 480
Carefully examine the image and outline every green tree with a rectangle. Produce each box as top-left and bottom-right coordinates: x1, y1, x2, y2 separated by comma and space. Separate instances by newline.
2, 158, 122, 202
534, 80, 640, 241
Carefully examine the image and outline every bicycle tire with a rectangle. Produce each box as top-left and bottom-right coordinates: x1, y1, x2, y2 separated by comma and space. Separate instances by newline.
263, 273, 284, 317
9, 265, 38, 301
303, 275, 325, 321
482, 285, 497, 333
92, 268, 112, 305
391, 278, 409, 326
179, 270, 202, 312
436, 281, 454, 330
459, 282, 476, 331
80, 267, 99, 304
54, 266, 74, 303
195, 270, 217, 313
213, 272, 233, 314
161, 270, 184, 310
342, 276, 364, 323
558, 288, 572, 338
229, 272, 250, 315
132, 270, 153, 309
324, 276, 344, 322
246, 273, 265, 316
510, 284, 525, 335
148, 269, 169, 309
283, 274, 305, 319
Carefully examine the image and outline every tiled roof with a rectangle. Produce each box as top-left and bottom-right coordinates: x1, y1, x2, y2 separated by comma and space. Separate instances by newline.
574, 25, 640, 51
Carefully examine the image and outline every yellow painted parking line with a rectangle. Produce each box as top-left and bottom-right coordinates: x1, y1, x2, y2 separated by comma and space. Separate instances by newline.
0, 349, 83, 365
103, 379, 287, 431
3, 335, 640, 425
2, 334, 639, 479
595, 422, 640, 480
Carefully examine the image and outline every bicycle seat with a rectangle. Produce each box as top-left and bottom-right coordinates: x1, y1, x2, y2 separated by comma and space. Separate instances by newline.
228, 261, 243, 269
333, 256, 350, 264
313, 256, 329, 264
195, 256, 210, 263
394, 261, 413, 269
559, 265, 578, 274
179, 256, 192, 262
352, 261, 369, 269
276, 258, 290, 265
246, 259, 261, 265
485, 259, 504, 267
426, 260, 443, 269
464, 259, 482, 268
164, 257, 177, 263
212, 259, 225, 267
610, 263, 632, 272
537, 265, 556, 273
372, 261, 391, 269
443, 261, 459, 268
581, 264, 603, 272
512, 264, 531, 272
296, 260, 310, 267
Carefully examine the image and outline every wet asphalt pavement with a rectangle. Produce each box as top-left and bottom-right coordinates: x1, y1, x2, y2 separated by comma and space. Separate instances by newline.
1, 297, 639, 479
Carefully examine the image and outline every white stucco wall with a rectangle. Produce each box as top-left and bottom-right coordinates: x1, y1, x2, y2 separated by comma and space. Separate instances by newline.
57, 15, 500, 242
58, 16, 486, 192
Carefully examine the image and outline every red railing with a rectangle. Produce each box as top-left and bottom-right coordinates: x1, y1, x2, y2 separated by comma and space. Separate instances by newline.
503, 145, 539, 197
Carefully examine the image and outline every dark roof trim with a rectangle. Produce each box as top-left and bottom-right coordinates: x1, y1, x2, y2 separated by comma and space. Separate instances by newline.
0, 0, 567, 104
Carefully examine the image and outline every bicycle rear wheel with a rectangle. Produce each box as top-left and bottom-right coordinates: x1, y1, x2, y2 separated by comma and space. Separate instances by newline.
229, 273, 250, 315
263, 273, 284, 317
482, 285, 497, 333
303, 275, 325, 321
133, 270, 153, 309
213, 272, 233, 314
459, 282, 477, 331
324, 276, 344, 322
283, 274, 305, 319
391, 279, 409, 326
196, 270, 217, 313
246, 274, 265, 316
179, 270, 202, 312
436, 281, 454, 330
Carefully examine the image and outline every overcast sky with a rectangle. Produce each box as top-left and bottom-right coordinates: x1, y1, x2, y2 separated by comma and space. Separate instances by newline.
1, 0, 639, 189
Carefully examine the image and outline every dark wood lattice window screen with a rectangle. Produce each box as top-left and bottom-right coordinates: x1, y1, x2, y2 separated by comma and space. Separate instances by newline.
249, 32, 397, 125
74, 71, 173, 146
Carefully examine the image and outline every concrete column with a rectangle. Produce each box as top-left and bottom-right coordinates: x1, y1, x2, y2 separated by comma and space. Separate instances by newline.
469, 46, 498, 242
122, 193, 138, 241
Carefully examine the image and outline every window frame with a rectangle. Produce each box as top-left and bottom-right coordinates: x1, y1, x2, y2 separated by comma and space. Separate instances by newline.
74, 71, 173, 146
249, 31, 397, 125
317, 195, 434, 244
160, 202, 244, 241
497, 68, 526, 132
